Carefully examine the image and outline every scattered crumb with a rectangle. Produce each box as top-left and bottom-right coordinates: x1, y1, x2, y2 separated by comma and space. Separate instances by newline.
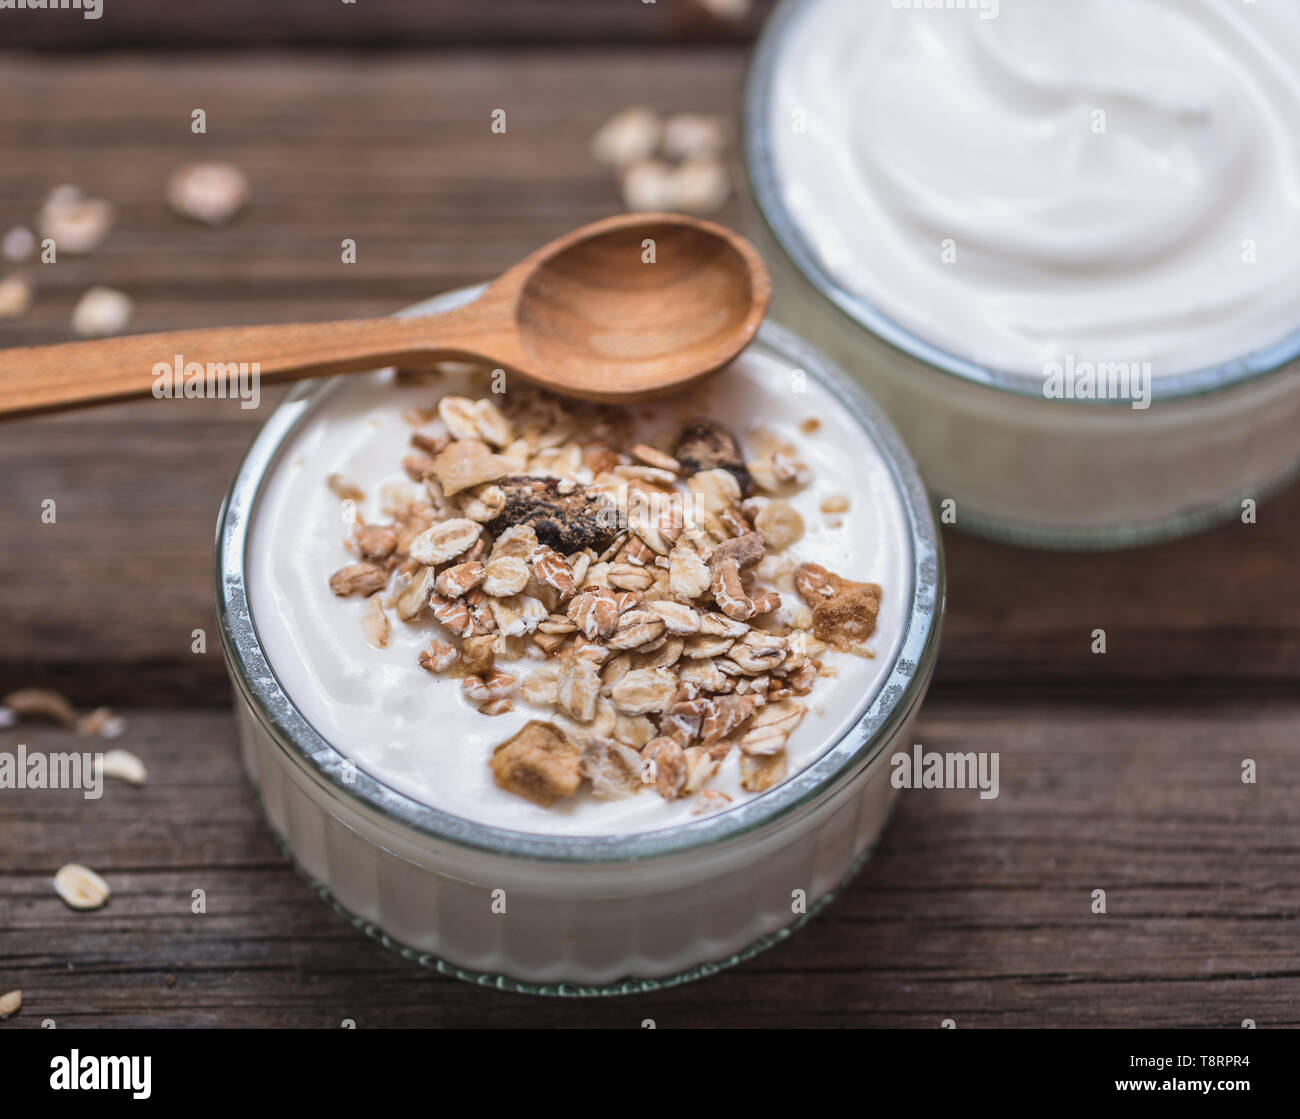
53, 863, 110, 911
71, 286, 132, 337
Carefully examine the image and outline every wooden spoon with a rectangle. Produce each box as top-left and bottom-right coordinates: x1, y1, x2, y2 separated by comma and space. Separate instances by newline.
0, 212, 769, 420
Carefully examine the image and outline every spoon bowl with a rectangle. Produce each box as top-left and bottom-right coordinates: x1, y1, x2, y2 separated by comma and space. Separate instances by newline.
511, 215, 768, 397
0, 212, 770, 419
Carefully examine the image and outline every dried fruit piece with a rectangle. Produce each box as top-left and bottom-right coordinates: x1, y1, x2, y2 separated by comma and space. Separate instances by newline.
408, 518, 482, 565
795, 562, 882, 650
489, 721, 581, 807
166, 161, 250, 225
53, 863, 110, 910
486, 476, 621, 554
675, 418, 754, 496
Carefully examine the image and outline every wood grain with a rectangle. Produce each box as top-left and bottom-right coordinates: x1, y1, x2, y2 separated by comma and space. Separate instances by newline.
0, 49, 1297, 1029
0, 0, 775, 51
1, 700, 1295, 1028
0, 54, 1296, 702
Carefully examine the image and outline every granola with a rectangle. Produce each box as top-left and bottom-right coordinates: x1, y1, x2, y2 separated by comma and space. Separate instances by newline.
324, 384, 885, 812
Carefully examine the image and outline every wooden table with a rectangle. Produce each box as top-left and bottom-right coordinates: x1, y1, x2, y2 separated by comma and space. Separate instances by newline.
2, 14, 1298, 1028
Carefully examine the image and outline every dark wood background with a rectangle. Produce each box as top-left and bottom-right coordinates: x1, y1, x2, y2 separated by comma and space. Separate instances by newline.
1, 1, 1297, 1028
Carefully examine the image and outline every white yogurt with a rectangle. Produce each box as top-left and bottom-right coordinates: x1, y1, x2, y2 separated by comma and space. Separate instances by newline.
770, 0, 1300, 376
248, 350, 912, 837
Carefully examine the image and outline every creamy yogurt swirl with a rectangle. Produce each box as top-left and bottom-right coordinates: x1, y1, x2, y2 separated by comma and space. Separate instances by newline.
768, 0, 1300, 376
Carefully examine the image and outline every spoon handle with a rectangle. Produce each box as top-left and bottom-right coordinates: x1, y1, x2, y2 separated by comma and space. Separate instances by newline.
0, 306, 507, 420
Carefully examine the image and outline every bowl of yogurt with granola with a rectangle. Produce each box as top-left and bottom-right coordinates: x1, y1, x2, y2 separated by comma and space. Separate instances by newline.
218, 284, 942, 993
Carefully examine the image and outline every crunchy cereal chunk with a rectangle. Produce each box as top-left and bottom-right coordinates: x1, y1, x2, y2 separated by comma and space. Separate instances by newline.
489, 721, 581, 806
408, 519, 482, 566
610, 666, 677, 716
580, 740, 644, 800
556, 656, 601, 723
567, 589, 619, 640
419, 640, 459, 674
432, 440, 511, 495
709, 530, 765, 571
461, 634, 495, 677
700, 693, 763, 747
754, 500, 804, 551
360, 595, 391, 649
355, 524, 398, 560
710, 558, 755, 621
530, 545, 576, 600
644, 737, 688, 800
435, 561, 486, 598
668, 540, 711, 600
738, 699, 805, 755
329, 562, 388, 598
482, 555, 530, 597
740, 750, 788, 792
794, 562, 882, 650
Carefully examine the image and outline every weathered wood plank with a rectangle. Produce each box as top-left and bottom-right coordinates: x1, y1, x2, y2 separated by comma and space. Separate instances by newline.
0, 55, 1296, 701
1, 701, 1296, 1027
0, 0, 774, 51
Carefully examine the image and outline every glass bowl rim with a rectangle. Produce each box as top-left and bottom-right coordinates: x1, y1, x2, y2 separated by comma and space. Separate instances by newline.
741, 0, 1300, 406
215, 283, 944, 865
